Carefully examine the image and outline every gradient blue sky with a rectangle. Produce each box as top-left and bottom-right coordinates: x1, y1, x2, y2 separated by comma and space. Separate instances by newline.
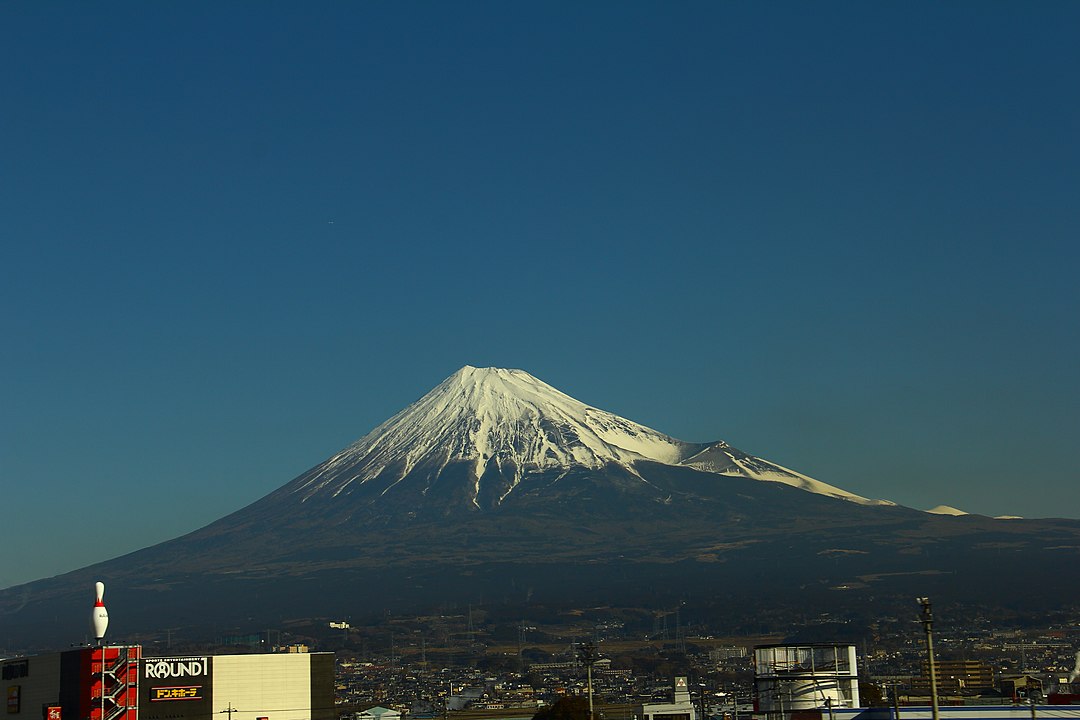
2, 2, 1078, 589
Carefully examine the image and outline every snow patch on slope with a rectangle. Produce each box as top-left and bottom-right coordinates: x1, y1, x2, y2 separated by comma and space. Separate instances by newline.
927, 505, 968, 516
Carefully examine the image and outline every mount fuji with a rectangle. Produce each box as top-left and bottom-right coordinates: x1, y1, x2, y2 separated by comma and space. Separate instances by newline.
269, 365, 889, 515
3, 366, 1079, 648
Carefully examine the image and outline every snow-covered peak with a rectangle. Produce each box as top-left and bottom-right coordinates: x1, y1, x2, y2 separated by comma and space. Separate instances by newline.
292, 366, 691, 502
290, 366, 888, 508
426, 366, 689, 464
927, 505, 968, 516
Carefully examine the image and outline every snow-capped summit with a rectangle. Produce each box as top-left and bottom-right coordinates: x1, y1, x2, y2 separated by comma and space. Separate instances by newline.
285, 366, 888, 509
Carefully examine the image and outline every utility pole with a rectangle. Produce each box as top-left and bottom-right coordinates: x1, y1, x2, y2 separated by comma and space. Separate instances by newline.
578, 641, 598, 720
518, 621, 526, 673
917, 598, 940, 720
221, 703, 239, 720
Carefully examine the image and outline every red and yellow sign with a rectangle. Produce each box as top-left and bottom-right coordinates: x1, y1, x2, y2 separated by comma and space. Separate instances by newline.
151, 687, 202, 701
6, 686, 19, 714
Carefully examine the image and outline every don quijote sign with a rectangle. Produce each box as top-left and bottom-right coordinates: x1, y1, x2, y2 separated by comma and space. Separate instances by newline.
144, 658, 209, 679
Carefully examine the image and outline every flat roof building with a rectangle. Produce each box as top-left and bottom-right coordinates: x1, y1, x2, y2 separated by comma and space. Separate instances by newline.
1, 647, 334, 720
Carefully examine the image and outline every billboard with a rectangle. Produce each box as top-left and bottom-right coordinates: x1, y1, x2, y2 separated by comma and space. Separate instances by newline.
139, 658, 212, 720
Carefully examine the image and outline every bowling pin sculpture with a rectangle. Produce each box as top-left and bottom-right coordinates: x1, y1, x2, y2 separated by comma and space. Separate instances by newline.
92, 581, 109, 643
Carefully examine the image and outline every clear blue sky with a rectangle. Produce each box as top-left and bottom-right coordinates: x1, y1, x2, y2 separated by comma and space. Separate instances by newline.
2, 2, 1078, 589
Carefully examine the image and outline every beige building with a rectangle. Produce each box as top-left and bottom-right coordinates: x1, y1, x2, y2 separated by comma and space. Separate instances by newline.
911, 659, 995, 695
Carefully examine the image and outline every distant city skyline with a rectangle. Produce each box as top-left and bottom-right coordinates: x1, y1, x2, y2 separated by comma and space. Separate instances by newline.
2, 2, 1079, 590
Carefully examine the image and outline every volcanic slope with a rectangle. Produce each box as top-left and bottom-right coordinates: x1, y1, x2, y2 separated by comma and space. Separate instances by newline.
3, 366, 1080, 648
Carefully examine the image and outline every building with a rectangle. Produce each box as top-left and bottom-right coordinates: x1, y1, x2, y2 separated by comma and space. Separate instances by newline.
642, 677, 698, 720
999, 676, 1042, 702
827, 707, 1080, 720
754, 644, 861, 720
910, 660, 995, 696
3, 645, 140, 720
710, 647, 749, 662
2, 646, 334, 720
356, 706, 401, 720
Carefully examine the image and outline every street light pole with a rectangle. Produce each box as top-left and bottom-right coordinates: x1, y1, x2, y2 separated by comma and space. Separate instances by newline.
917, 598, 940, 720
588, 662, 594, 720
578, 642, 598, 720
